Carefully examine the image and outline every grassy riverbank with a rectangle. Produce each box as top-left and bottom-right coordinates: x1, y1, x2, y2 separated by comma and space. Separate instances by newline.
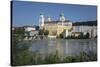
11, 35, 97, 66
12, 49, 97, 66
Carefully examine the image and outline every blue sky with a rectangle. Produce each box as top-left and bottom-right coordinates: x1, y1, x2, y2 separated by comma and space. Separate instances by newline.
12, 1, 97, 26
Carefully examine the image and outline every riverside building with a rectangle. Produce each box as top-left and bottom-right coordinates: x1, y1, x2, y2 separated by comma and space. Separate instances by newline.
39, 12, 72, 37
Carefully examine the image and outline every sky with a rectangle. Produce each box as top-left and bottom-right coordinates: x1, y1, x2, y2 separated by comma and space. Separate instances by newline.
12, 1, 97, 26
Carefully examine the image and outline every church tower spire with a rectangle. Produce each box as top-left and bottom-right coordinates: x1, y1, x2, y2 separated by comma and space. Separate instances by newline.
39, 12, 44, 28
59, 12, 65, 22
47, 16, 51, 22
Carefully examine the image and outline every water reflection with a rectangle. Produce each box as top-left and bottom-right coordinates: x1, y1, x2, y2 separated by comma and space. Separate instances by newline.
29, 39, 97, 57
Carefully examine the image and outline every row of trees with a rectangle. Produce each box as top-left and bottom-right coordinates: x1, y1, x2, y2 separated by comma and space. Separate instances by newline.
12, 27, 25, 35
12, 27, 25, 39
73, 20, 97, 26
59, 32, 90, 39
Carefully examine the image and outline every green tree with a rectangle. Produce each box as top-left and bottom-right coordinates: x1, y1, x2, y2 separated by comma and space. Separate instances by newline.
44, 30, 49, 36
85, 33, 89, 38
78, 32, 84, 39
12, 27, 25, 39
13, 28, 25, 35
38, 29, 44, 35
59, 33, 64, 38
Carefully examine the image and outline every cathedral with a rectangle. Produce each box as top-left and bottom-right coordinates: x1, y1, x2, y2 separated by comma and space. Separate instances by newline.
39, 12, 73, 37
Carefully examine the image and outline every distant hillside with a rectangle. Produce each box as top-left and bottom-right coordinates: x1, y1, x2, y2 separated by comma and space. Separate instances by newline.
72, 20, 97, 26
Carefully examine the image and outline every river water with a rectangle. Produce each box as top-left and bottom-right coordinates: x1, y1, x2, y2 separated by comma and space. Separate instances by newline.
28, 39, 97, 57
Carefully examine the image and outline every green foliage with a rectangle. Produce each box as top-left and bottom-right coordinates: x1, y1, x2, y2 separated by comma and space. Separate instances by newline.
13, 27, 25, 35
11, 34, 32, 66
38, 29, 44, 35
12, 34, 96, 66
59, 33, 64, 39
43, 51, 60, 64
12, 48, 97, 66
85, 33, 89, 38
64, 56, 78, 62
12, 27, 25, 39
13, 51, 33, 66
65, 32, 90, 39
38, 28, 49, 36
73, 20, 97, 26
44, 30, 49, 36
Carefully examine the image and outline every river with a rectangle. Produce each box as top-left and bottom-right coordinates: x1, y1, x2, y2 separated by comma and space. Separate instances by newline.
28, 39, 97, 57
